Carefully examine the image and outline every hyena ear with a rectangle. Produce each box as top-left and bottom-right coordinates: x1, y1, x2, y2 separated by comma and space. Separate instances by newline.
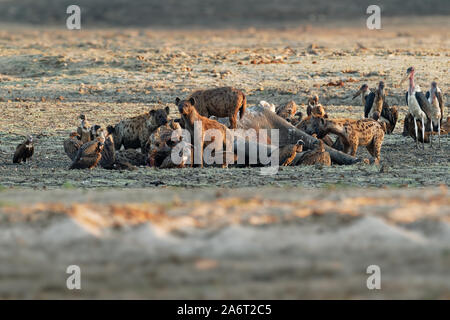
175, 97, 180, 105
150, 110, 156, 116
189, 97, 195, 106
165, 106, 170, 115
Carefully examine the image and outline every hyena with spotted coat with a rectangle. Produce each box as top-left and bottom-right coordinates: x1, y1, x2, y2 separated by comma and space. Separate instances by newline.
176, 97, 232, 168
308, 116, 385, 164
107, 107, 170, 150
183, 87, 246, 129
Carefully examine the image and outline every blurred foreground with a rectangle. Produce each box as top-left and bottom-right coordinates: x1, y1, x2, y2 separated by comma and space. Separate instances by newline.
1, 187, 449, 299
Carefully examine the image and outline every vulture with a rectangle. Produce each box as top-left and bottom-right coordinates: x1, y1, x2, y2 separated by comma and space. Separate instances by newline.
379, 103, 399, 134
99, 133, 116, 169
425, 81, 444, 147
306, 94, 320, 117
307, 104, 327, 118
90, 124, 102, 141
295, 139, 331, 166
13, 135, 34, 164
279, 140, 304, 166
98, 134, 136, 170
69, 136, 105, 169
276, 100, 298, 123
402, 113, 431, 143
77, 114, 91, 143
259, 100, 276, 113
400, 67, 433, 149
353, 82, 398, 134
63, 132, 83, 161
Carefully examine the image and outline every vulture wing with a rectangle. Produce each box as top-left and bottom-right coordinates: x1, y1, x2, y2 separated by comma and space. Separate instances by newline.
70, 141, 102, 169
13, 143, 25, 163
100, 136, 116, 169
64, 138, 83, 161
381, 103, 399, 134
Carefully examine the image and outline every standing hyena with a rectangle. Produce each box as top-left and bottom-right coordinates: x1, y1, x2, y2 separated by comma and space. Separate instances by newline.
309, 116, 385, 164
176, 97, 232, 168
178, 87, 246, 129
107, 107, 170, 150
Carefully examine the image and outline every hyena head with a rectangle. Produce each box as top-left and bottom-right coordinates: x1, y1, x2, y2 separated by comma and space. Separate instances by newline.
309, 116, 329, 138
175, 97, 196, 117
148, 106, 170, 127
298, 116, 319, 135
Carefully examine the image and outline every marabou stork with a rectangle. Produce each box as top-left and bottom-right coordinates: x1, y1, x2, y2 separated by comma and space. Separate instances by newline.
353, 82, 398, 134
352, 84, 372, 117
426, 81, 444, 148
400, 67, 433, 149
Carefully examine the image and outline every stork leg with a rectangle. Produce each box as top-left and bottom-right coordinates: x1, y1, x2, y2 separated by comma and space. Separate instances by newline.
429, 119, 433, 148
421, 117, 425, 150
438, 121, 441, 148
413, 117, 419, 149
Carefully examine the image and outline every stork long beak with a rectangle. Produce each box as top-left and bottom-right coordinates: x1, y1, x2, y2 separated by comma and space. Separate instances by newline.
352, 89, 362, 100
399, 73, 409, 86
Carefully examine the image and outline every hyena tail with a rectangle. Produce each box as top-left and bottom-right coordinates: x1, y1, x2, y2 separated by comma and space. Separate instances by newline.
239, 93, 247, 119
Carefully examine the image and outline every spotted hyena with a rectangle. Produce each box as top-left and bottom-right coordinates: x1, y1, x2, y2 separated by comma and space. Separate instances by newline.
308, 116, 385, 164
107, 107, 170, 150
176, 97, 232, 168
177, 87, 246, 129
144, 123, 181, 166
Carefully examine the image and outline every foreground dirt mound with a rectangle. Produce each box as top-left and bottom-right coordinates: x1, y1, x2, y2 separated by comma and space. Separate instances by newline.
0, 187, 449, 299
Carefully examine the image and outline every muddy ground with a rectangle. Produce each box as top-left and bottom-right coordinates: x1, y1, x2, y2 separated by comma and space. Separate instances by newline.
0, 20, 449, 299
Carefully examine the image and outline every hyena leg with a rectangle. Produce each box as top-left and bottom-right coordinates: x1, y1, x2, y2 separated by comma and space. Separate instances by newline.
370, 135, 383, 164
230, 109, 239, 129
350, 144, 358, 157
366, 140, 376, 160
349, 137, 359, 156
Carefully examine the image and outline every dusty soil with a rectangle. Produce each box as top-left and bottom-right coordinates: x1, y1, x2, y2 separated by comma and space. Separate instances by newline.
0, 20, 449, 299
